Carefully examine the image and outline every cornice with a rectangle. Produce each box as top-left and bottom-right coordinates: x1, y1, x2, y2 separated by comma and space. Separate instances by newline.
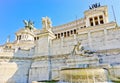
53, 18, 85, 29
0, 53, 70, 61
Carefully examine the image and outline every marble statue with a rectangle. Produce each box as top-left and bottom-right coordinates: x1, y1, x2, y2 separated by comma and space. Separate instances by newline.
72, 41, 85, 56
42, 16, 52, 31
72, 41, 95, 56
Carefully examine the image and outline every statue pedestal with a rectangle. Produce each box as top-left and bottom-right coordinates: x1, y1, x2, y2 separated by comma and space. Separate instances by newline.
29, 30, 55, 82
35, 30, 55, 56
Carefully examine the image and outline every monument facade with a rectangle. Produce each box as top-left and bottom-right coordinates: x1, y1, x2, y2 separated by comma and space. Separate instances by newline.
0, 4, 120, 83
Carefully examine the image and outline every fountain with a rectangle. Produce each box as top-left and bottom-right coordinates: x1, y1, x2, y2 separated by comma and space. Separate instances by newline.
33, 41, 117, 83
60, 68, 107, 83
59, 41, 108, 83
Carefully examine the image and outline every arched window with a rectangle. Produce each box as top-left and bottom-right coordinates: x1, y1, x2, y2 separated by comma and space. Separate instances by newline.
67, 31, 70, 37
71, 30, 73, 34
61, 33, 63, 37
37, 37, 39, 40
64, 32, 66, 37
34, 37, 36, 40
99, 15, 104, 24
74, 29, 76, 34
89, 18, 93, 26
19, 35, 21, 40
94, 16, 99, 25
55, 34, 57, 39
58, 33, 60, 38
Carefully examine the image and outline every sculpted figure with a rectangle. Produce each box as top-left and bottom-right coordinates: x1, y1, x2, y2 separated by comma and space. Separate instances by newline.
28, 20, 34, 29
72, 41, 96, 56
72, 41, 84, 56
23, 20, 34, 30
42, 16, 52, 31
23, 20, 28, 27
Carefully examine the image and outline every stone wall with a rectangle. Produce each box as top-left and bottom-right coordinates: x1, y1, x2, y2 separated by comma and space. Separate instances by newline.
0, 60, 31, 83
52, 35, 75, 55
52, 22, 120, 54
0, 49, 33, 83
29, 56, 67, 83
0, 62, 18, 83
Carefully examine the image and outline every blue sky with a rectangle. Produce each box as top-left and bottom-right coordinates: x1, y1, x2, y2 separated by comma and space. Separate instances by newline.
0, 0, 120, 44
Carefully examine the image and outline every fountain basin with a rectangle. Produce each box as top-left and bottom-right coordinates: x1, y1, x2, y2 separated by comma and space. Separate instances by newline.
60, 68, 107, 83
